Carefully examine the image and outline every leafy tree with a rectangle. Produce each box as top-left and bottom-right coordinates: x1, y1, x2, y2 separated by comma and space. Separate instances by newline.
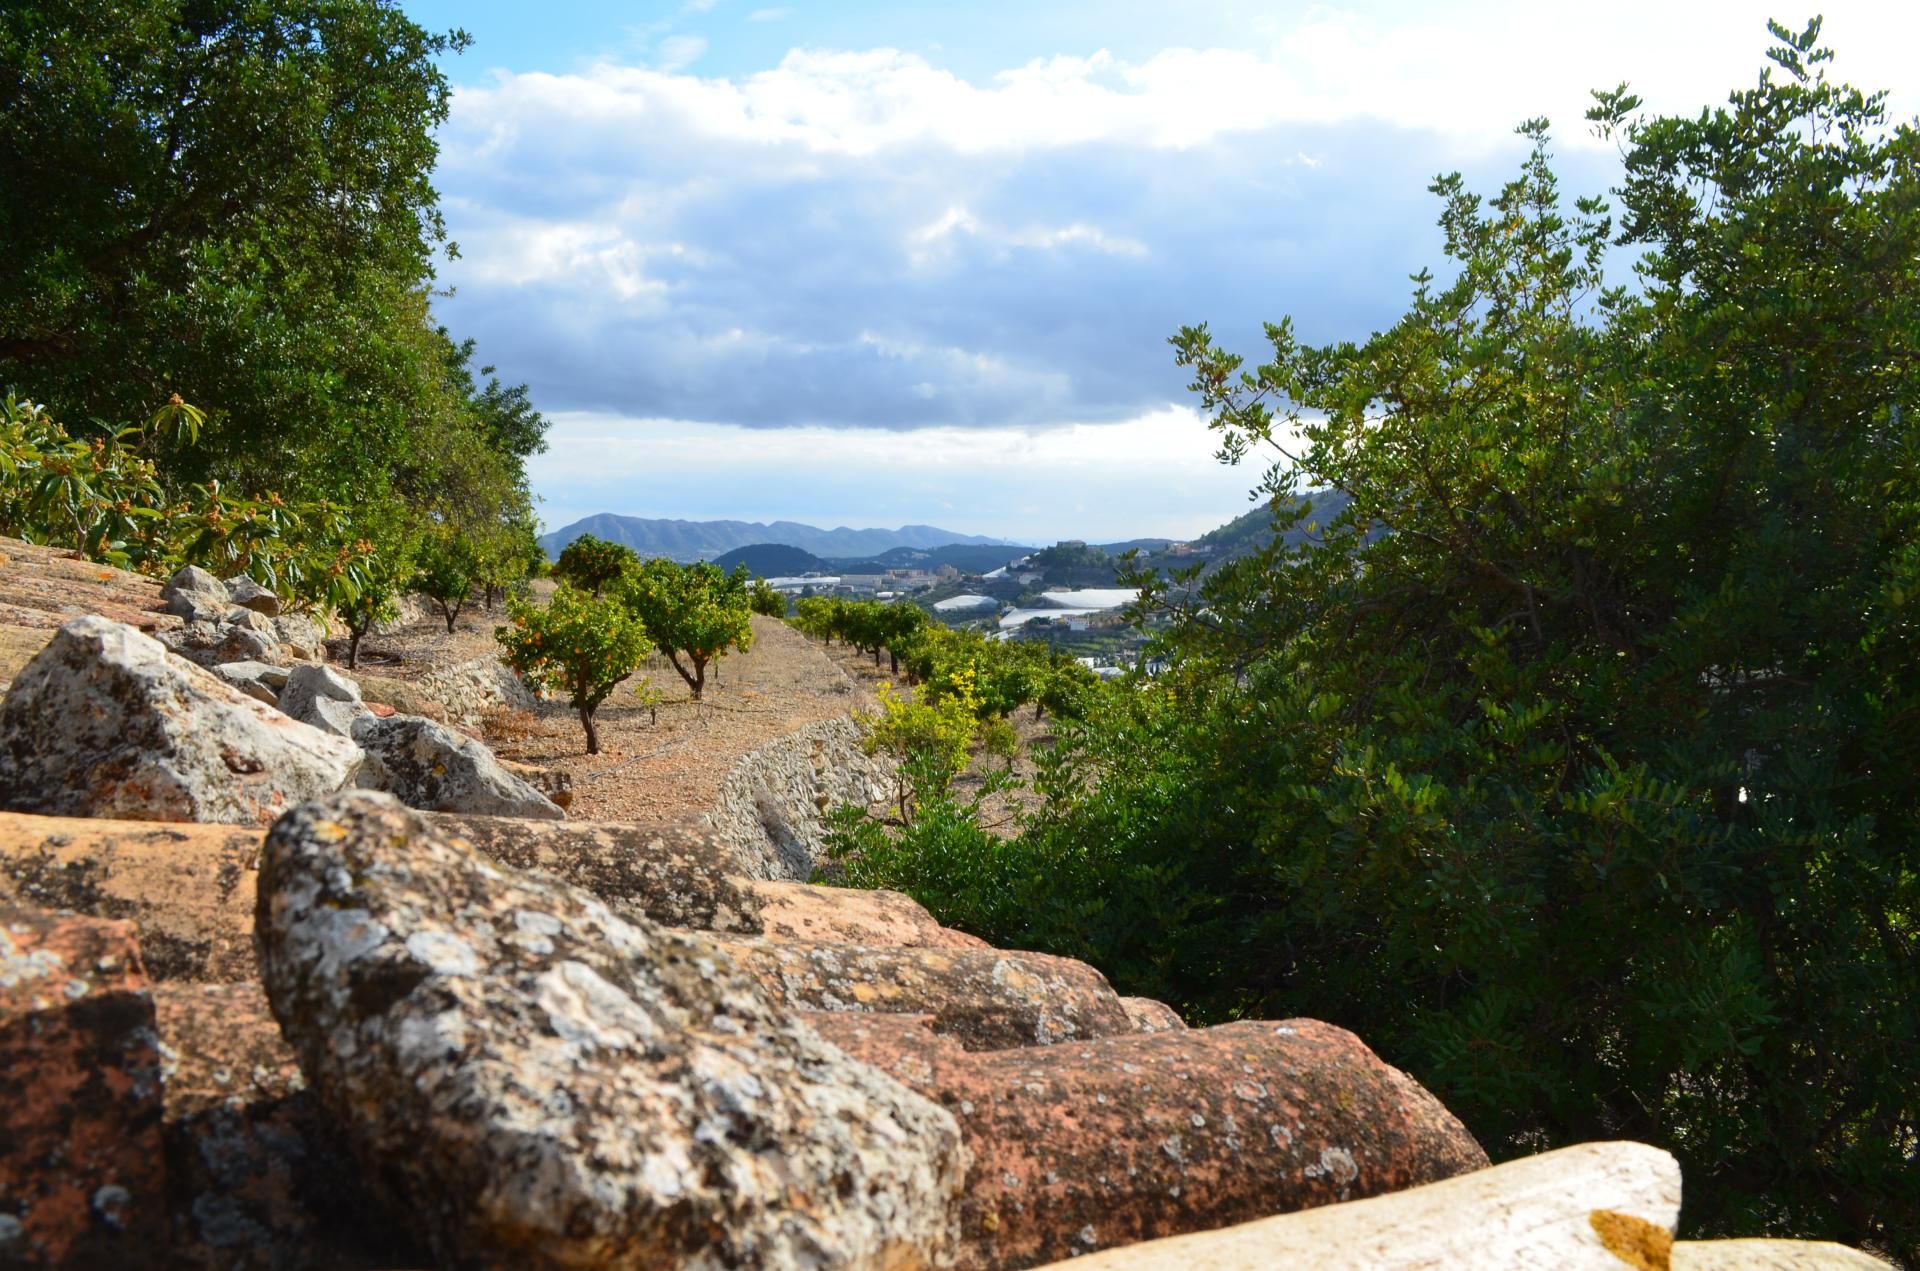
833, 23, 1920, 1255
496, 587, 648, 754
620, 558, 754, 701
414, 532, 480, 633
553, 534, 636, 597
748, 577, 787, 618
337, 529, 419, 670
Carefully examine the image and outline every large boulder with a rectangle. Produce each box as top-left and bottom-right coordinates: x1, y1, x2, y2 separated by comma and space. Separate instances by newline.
352, 713, 564, 819
270, 612, 324, 661
158, 618, 286, 668
0, 906, 168, 1268
255, 791, 967, 1269
815, 1011, 1490, 1270
0, 617, 362, 826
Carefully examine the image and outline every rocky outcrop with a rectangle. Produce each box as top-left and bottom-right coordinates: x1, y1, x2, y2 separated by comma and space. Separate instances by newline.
255, 791, 969, 1269
1, 906, 168, 1268
0, 812, 261, 981
815, 1012, 1491, 1270
0, 617, 362, 826
356, 656, 538, 731
0, 538, 180, 634
724, 939, 1139, 1049
705, 716, 892, 879
752, 879, 989, 948
277, 663, 370, 737
354, 713, 564, 819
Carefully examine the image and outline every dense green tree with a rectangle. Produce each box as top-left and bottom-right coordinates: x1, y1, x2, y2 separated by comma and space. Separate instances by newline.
620, 559, 754, 701
414, 532, 480, 634
0, 0, 543, 530
834, 23, 1920, 1255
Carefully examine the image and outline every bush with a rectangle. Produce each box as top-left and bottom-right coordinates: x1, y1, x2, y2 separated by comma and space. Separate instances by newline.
495, 586, 649, 754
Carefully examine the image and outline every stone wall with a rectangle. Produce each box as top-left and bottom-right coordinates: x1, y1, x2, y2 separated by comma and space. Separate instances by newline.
704, 715, 893, 880
360, 656, 538, 731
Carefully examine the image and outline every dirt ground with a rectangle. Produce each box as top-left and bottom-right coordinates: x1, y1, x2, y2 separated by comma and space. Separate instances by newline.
347, 588, 1056, 831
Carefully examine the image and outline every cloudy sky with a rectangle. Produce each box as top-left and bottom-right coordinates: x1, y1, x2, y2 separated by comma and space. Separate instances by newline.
404, 0, 1918, 544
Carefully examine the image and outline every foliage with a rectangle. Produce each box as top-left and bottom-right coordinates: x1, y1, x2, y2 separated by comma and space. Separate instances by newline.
414, 532, 481, 634
552, 534, 635, 597
748, 577, 787, 618
337, 521, 418, 669
830, 24, 1920, 1257
619, 558, 754, 701
859, 672, 981, 821
0, 394, 377, 609
0, 0, 542, 544
496, 586, 649, 755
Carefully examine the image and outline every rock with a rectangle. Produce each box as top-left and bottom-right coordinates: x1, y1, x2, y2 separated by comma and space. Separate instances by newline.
158, 619, 286, 669
0, 538, 181, 635
162, 565, 229, 618
224, 606, 275, 635
723, 938, 1137, 1049
431, 812, 771, 933
0, 812, 261, 981
1034, 1139, 1680, 1270
706, 716, 894, 879
277, 663, 371, 738
0, 906, 168, 1268
0, 617, 362, 826
813, 1012, 1489, 1269
351, 713, 564, 819
255, 791, 967, 1269
155, 981, 425, 1270
751, 881, 989, 949
270, 612, 324, 661
1120, 996, 1186, 1033
1672, 1240, 1895, 1270
209, 661, 278, 705
222, 575, 282, 618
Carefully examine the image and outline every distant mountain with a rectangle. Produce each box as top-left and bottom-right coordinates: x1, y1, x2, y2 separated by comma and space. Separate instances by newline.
539, 514, 1017, 563
711, 543, 826, 576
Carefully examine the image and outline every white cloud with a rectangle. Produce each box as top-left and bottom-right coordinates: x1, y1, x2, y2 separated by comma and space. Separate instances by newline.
528, 404, 1276, 542
906, 206, 1147, 267
447, 3, 1920, 163
747, 6, 791, 20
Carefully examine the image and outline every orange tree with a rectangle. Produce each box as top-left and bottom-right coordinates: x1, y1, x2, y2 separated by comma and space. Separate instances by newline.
619, 558, 754, 700
496, 585, 649, 754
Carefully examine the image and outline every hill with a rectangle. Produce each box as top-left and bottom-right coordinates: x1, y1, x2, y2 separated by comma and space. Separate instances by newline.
711, 543, 827, 576
539, 515, 1015, 563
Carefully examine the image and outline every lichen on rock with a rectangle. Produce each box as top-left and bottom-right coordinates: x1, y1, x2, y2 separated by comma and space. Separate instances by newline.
255, 790, 968, 1269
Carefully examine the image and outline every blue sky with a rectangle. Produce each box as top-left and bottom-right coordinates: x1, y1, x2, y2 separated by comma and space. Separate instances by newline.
405, 1, 1919, 544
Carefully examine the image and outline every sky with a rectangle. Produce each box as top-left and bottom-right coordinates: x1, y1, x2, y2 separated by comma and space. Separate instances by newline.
403, 0, 1920, 545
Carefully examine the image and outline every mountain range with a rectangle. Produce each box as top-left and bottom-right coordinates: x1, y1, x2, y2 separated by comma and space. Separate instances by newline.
538, 514, 1017, 563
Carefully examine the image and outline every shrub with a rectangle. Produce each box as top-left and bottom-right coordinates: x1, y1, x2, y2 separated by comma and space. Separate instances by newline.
619, 558, 754, 701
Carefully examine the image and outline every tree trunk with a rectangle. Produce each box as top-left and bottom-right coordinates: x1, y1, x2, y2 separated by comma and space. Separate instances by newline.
347, 629, 363, 670
580, 705, 600, 755
888, 648, 898, 674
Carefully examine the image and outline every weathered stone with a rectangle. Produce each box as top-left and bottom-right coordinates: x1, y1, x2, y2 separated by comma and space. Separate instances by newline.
0, 812, 260, 981
222, 575, 282, 618
162, 565, 229, 618
1121, 997, 1186, 1034
209, 661, 279, 705
0, 906, 168, 1268
751, 880, 989, 948
155, 981, 424, 1271
278, 663, 372, 738
270, 612, 324, 661
256, 791, 968, 1269
224, 606, 275, 635
812, 1011, 1489, 1270
724, 938, 1136, 1049
159, 619, 286, 669
431, 812, 769, 933
0, 617, 362, 826
352, 713, 564, 819
0, 539, 180, 635
706, 716, 894, 879
1033, 1139, 1681, 1270
1671, 1239, 1896, 1270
